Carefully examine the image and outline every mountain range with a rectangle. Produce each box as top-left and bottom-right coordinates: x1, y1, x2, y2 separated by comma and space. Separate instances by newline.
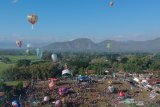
1, 38, 160, 53
43, 38, 160, 53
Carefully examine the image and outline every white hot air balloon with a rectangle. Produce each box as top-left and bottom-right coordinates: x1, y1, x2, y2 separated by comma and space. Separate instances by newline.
27, 44, 31, 48
109, 0, 114, 7
51, 53, 58, 62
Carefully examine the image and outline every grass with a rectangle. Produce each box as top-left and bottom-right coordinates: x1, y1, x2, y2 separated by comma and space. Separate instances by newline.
0, 62, 13, 77
5, 81, 28, 86
0, 55, 38, 77
2, 55, 38, 63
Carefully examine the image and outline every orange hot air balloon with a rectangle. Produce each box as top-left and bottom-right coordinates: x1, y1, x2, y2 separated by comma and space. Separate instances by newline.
27, 14, 38, 30
16, 40, 22, 48
48, 78, 58, 91
49, 81, 55, 91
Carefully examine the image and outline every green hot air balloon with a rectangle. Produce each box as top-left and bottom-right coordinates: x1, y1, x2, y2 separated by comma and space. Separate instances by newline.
36, 48, 43, 59
106, 43, 111, 49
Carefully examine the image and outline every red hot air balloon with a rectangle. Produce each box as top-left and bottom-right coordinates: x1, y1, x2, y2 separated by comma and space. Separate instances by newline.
27, 14, 38, 30
16, 40, 22, 48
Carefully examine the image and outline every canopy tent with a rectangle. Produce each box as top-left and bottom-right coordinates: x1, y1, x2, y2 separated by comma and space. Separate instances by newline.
105, 70, 109, 73
62, 69, 72, 77
77, 75, 91, 82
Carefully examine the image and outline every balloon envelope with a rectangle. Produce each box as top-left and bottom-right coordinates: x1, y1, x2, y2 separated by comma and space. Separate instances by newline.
51, 53, 58, 62
16, 40, 22, 48
106, 43, 111, 49
109, 1, 114, 6
26, 49, 30, 54
49, 82, 55, 91
59, 87, 68, 95
27, 14, 38, 25
36, 48, 43, 59
27, 44, 31, 48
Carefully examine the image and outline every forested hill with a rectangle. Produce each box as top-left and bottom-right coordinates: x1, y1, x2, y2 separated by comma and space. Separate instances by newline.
43, 38, 160, 53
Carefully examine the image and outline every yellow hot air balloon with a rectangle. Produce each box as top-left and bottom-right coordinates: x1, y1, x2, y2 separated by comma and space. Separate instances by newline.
27, 14, 38, 30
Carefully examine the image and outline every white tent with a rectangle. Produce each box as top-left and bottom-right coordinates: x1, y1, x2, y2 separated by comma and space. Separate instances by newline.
62, 69, 72, 75
108, 85, 114, 93
105, 70, 109, 73
133, 77, 140, 83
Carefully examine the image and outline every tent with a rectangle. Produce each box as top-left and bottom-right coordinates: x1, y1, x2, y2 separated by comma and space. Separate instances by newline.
77, 75, 91, 82
105, 70, 109, 73
62, 69, 72, 77
108, 85, 115, 93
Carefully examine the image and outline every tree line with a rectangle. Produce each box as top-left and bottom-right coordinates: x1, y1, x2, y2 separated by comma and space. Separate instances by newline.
1, 52, 160, 81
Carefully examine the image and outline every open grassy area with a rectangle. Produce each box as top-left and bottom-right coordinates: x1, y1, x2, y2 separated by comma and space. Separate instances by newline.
0, 55, 38, 77
5, 81, 28, 86
2, 55, 38, 63
0, 62, 13, 77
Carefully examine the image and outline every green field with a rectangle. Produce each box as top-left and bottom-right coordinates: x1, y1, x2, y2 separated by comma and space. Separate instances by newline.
2, 55, 38, 63
0, 62, 13, 77
0, 55, 38, 77
5, 81, 28, 86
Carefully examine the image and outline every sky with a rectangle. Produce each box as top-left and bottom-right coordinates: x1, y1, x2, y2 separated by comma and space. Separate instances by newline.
1, 0, 160, 47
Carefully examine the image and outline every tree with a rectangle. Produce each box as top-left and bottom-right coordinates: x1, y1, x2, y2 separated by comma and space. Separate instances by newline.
16, 59, 31, 67
1, 56, 11, 64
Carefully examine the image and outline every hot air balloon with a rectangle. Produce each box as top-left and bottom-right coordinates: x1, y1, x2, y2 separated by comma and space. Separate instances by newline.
26, 49, 30, 55
26, 44, 31, 48
106, 43, 111, 49
109, 0, 114, 7
16, 40, 22, 48
27, 14, 38, 30
55, 100, 62, 107
43, 96, 50, 102
48, 78, 58, 91
49, 81, 55, 91
51, 53, 58, 62
36, 48, 43, 59
11, 99, 21, 107
119, 91, 125, 99
58, 87, 68, 95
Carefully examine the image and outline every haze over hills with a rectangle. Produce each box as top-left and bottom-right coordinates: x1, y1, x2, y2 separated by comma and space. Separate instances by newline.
1, 38, 160, 53
43, 38, 160, 53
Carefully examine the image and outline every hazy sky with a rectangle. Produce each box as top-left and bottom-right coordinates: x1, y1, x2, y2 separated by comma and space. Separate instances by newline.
1, 0, 160, 45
